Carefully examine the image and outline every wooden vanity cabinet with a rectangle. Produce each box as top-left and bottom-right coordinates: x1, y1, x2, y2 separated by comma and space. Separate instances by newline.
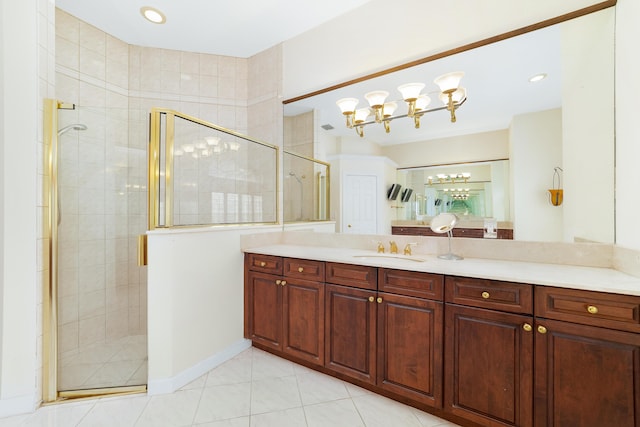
324, 263, 378, 384
534, 286, 640, 427
245, 254, 325, 366
444, 276, 534, 427
377, 269, 444, 408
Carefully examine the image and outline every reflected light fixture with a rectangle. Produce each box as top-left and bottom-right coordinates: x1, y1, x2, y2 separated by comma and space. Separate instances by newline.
140, 6, 166, 24
336, 71, 466, 137
529, 73, 547, 83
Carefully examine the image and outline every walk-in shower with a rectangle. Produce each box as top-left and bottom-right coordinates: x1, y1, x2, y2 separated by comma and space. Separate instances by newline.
43, 99, 148, 402
288, 171, 304, 221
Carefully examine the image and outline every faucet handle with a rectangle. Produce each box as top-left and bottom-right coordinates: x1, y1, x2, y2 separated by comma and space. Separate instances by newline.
377, 242, 385, 253
403, 242, 418, 256
389, 241, 398, 254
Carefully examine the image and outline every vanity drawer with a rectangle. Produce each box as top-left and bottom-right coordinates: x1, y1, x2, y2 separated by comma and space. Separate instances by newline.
246, 253, 283, 275
445, 276, 533, 314
535, 286, 640, 333
284, 258, 325, 282
379, 268, 443, 300
326, 262, 377, 290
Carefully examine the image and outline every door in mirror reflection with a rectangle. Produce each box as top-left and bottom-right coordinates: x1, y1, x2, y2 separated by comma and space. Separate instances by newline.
343, 174, 377, 234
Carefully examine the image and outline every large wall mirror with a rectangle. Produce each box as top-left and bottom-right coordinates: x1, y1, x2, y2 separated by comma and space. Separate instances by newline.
283, 5, 615, 243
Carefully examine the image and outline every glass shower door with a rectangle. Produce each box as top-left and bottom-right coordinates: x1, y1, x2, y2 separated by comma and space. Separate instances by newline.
55, 103, 147, 393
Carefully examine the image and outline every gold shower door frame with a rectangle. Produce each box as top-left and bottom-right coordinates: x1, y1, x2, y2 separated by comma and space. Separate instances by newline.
42, 99, 146, 403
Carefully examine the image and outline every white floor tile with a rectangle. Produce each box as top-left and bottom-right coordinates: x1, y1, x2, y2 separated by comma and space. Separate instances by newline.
249, 408, 307, 427
135, 389, 202, 427
1, 346, 458, 427
250, 376, 301, 414
77, 394, 150, 426
352, 393, 424, 427
193, 383, 251, 424
296, 371, 350, 405
304, 399, 365, 427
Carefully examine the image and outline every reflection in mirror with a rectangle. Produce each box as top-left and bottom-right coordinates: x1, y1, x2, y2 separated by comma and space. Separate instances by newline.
283, 150, 330, 223
283, 7, 615, 243
397, 160, 510, 224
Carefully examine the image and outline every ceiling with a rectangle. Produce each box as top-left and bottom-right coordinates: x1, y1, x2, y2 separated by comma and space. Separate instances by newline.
56, 0, 564, 147
284, 23, 563, 146
55, 0, 374, 58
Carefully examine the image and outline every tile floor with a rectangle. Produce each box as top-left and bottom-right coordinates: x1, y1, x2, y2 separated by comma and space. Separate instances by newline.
0, 347, 460, 427
58, 335, 148, 391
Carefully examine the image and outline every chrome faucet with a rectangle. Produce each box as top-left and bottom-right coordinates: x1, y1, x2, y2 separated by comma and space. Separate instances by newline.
389, 241, 398, 254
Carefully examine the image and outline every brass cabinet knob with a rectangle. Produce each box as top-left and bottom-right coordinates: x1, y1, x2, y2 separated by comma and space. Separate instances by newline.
275, 280, 281, 285
587, 305, 599, 314
260, 261, 266, 267
377, 297, 382, 304
281, 280, 286, 286
298, 267, 304, 273
523, 323, 533, 332
537, 325, 548, 334
368, 296, 374, 302
481, 291, 490, 299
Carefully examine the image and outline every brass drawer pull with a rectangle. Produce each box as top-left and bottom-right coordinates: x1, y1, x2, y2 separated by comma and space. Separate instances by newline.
523, 323, 532, 332
368, 296, 374, 302
260, 261, 266, 267
587, 305, 599, 314
481, 291, 490, 299
275, 280, 281, 285
281, 280, 286, 286
537, 325, 547, 334
377, 297, 383, 304
298, 267, 304, 273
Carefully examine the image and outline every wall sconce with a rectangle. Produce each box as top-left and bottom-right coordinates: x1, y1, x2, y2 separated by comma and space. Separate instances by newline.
336, 71, 466, 138
548, 166, 563, 206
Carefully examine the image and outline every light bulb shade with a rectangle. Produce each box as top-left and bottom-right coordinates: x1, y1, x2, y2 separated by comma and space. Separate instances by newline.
206, 136, 220, 146
364, 90, 389, 107
439, 87, 467, 105
415, 95, 431, 112
354, 108, 371, 123
434, 71, 464, 93
397, 83, 425, 101
182, 143, 195, 153
336, 98, 359, 114
383, 101, 397, 117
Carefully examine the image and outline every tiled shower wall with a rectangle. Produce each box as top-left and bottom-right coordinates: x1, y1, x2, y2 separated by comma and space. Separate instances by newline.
53, 8, 281, 360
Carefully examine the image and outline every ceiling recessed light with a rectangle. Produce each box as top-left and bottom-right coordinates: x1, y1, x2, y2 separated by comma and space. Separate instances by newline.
140, 6, 166, 24
529, 73, 547, 83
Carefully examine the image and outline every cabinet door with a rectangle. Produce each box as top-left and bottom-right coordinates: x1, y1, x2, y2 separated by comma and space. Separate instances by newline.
377, 292, 443, 407
325, 283, 377, 384
445, 304, 533, 427
534, 318, 640, 427
246, 271, 282, 351
283, 278, 325, 366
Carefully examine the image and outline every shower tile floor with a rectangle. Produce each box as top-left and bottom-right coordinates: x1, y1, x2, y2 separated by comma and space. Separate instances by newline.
58, 335, 148, 391
2, 347, 460, 427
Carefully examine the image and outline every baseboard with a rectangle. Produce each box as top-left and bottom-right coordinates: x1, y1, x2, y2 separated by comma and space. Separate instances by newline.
147, 338, 251, 395
0, 393, 37, 418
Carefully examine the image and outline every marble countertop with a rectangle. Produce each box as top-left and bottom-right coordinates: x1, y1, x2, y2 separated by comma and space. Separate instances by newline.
244, 244, 640, 297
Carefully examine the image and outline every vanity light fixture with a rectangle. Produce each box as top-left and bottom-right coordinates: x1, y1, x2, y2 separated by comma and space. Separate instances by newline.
140, 6, 166, 24
336, 71, 467, 137
429, 172, 471, 185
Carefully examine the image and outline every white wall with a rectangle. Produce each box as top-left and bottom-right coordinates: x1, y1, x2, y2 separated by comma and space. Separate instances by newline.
381, 129, 509, 169
615, 0, 640, 251
283, 0, 610, 99
510, 109, 563, 241
561, 8, 615, 244
0, 0, 39, 416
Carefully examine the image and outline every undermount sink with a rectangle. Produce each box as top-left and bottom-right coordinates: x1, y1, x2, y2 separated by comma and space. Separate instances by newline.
352, 254, 425, 263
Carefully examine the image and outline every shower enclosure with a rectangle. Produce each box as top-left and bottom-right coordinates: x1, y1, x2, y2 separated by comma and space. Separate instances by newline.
283, 150, 330, 223
43, 99, 148, 400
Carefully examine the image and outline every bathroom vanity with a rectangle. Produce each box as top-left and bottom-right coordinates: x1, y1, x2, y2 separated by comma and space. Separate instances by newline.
243, 246, 640, 427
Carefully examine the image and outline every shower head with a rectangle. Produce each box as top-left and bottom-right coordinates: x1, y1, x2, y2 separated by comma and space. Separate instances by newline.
58, 123, 87, 137
288, 171, 303, 184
